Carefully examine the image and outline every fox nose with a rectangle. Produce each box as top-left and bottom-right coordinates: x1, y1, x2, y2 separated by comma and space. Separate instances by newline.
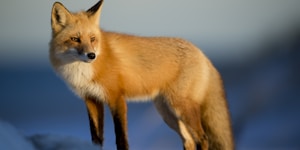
87, 53, 96, 60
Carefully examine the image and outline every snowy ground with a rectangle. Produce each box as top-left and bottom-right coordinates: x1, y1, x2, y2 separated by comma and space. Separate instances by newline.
0, 120, 100, 150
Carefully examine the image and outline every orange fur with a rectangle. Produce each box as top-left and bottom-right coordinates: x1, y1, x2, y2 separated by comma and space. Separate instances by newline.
49, 1, 234, 150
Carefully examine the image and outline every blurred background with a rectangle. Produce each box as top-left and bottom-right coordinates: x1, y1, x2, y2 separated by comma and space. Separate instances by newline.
0, 0, 300, 149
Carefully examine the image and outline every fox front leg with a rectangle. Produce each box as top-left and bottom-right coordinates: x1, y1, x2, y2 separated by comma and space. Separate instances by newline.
108, 96, 129, 150
85, 97, 104, 146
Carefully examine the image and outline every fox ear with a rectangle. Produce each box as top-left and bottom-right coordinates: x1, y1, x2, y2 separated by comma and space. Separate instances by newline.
86, 0, 104, 25
51, 2, 72, 33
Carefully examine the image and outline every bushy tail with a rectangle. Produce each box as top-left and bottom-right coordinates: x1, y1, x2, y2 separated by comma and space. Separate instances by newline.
201, 71, 234, 150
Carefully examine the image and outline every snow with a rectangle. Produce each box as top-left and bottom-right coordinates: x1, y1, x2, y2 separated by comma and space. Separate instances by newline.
30, 134, 100, 150
0, 120, 100, 150
0, 121, 35, 150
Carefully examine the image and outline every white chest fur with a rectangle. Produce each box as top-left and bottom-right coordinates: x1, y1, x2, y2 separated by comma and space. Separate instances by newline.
56, 62, 106, 101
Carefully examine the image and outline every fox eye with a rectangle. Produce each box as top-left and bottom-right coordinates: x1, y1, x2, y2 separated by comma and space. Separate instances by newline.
90, 37, 96, 42
70, 37, 80, 42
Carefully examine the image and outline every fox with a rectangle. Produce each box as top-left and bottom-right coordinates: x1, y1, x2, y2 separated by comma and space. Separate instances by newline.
49, 0, 233, 150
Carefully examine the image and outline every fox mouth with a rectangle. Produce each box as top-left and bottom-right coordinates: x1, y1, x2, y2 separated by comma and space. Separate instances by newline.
56, 48, 97, 63
79, 52, 96, 63
78, 51, 96, 63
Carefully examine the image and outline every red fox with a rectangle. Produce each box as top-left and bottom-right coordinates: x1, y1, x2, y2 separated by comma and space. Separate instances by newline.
49, 0, 233, 150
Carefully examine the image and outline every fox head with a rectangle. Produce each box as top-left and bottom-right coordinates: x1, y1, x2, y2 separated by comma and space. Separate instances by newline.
50, 0, 103, 63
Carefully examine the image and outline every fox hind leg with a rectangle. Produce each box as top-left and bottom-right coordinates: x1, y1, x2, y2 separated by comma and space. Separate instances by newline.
154, 95, 208, 150
173, 98, 209, 150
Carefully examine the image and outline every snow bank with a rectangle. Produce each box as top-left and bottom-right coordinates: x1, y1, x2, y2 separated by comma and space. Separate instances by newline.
0, 120, 100, 150
0, 120, 35, 150
30, 134, 100, 150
